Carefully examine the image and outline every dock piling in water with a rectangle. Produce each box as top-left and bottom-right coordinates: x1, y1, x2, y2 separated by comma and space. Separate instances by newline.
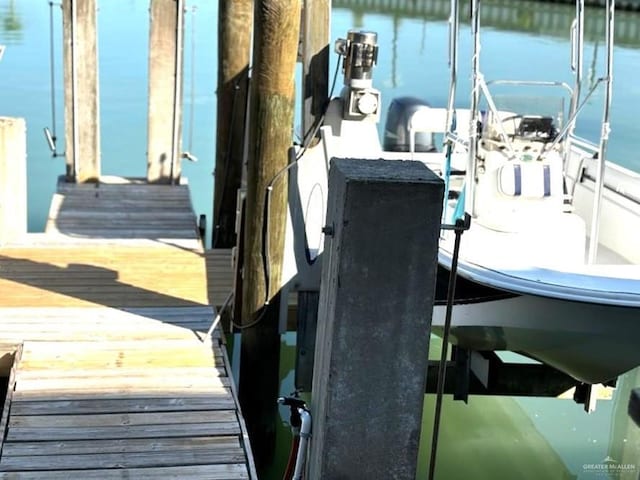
237, 0, 302, 472
62, 0, 100, 183
0, 117, 26, 245
213, 0, 252, 248
147, 0, 185, 184
307, 158, 443, 480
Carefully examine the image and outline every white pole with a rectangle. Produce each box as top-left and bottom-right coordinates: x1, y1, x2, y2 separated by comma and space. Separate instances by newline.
587, 0, 615, 264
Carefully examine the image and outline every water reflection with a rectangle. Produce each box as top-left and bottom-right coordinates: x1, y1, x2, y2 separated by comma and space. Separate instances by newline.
334, 0, 640, 48
1, 0, 22, 43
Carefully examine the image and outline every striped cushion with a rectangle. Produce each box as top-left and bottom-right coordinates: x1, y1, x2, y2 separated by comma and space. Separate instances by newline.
498, 163, 559, 198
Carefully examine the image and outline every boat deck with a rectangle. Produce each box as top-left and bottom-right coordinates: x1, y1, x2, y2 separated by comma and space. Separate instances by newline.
0, 179, 255, 479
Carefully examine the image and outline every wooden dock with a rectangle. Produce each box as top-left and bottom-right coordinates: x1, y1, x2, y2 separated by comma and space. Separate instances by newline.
0, 179, 255, 479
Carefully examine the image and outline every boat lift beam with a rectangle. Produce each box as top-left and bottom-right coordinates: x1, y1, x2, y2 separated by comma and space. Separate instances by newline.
425, 347, 616, 412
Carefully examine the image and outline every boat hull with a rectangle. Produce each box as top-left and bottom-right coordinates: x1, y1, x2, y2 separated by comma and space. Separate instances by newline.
432, 281, 640, 384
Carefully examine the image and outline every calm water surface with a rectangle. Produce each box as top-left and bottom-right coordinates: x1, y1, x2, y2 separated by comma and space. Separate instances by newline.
1, 1, 639, 479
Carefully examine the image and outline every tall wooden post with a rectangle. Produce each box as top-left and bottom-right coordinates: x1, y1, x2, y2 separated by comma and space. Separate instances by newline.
0, 117, 26, 244
301, 0, 330, 137
62, 0, 100, 183
239, 0, 301, 472
213, 0, 252, 248
147, 0, 184, 184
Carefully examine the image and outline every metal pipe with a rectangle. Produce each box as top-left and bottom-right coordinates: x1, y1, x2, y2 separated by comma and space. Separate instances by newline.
170, 0, 185, 185
487, 79, 573, 93
588, 0, 615, 264
70, 0, 79, 180
445, 0, 458, 131
49, 1, 58, 150
467, 0, 481, 216
442, 0, 459, 223
568, 0, 584, 140
477, 76, 517, 158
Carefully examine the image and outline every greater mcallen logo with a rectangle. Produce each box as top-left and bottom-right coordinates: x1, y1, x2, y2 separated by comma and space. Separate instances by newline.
583, 457, 636, 476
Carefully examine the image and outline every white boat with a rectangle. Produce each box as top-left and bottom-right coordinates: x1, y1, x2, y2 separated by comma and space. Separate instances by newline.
283, 0, 640, 385
420, 0, 640, 385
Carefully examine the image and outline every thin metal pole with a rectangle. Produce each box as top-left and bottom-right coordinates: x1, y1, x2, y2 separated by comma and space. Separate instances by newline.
568, 0, 584, 138
49, 1, 58, 145
170, 0, 185, 185
188, 5, 196, 154
70, 0, 79, 180
467, 0, 481, 216
588, 0, 614, 264
428, 217, 466, 480
445, 0, 458, 128
442, 0, 459, 223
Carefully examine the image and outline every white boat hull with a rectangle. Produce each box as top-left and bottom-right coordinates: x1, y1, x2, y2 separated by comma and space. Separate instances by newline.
282, 95, 640, 387
431, 291, 640, 384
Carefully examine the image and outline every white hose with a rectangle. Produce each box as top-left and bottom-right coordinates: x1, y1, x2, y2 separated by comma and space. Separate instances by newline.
292, 408, 312, 480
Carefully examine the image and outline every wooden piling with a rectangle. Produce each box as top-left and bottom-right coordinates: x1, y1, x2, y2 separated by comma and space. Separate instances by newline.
238, 0, 301, 471
0, 117, 26, 244
62, 0, 100, 183
213, 0, 252, 248
147, 0, 184, 184
301, 0, 330, 136
308, 159, 443, 480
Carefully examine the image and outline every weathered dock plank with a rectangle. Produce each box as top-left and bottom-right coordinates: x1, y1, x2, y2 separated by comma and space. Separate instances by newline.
1, 331, 251, 476
1, 436, 242, 456
0, 179, 256, 479
9, 397, 236, 416
0, 463, 249, 479
45, 176, 201, 245
0, 246, 209, 307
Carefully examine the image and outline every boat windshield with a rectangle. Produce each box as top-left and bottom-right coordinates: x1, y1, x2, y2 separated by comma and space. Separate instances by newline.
481, 93, 567, 143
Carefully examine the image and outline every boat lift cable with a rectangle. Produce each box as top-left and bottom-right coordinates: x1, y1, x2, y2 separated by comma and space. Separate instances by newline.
231, 53, 342, 329
182, 4, 198, 163
70, 0, 79, 179
45, 1, 60, 156
428, 213, 471, 480
169, 0, 185, 185
259, 53, 342, 312
297, 52, 343, 159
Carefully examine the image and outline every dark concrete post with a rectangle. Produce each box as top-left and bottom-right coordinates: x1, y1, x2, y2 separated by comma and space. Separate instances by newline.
0, 117, 26, 244
308, 158, 443, 480
62, 0, 100, 183
147, 0, 184, 184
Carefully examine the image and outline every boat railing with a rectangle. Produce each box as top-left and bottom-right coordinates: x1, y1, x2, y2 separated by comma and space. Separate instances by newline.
568, 133, 599, 156
486, 79, 574, 95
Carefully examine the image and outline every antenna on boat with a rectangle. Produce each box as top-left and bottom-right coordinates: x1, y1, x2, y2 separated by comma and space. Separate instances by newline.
334, 30, 380, 122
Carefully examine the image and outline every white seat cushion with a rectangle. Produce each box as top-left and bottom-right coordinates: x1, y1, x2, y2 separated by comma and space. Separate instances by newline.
498, 162, 562, 198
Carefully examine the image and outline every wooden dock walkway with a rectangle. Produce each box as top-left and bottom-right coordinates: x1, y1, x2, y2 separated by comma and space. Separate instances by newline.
0, 179, 256, 479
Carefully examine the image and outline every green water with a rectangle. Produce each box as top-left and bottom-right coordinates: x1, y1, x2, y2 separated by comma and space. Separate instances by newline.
2, 1, 640, 478
254, 335, 640, 480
